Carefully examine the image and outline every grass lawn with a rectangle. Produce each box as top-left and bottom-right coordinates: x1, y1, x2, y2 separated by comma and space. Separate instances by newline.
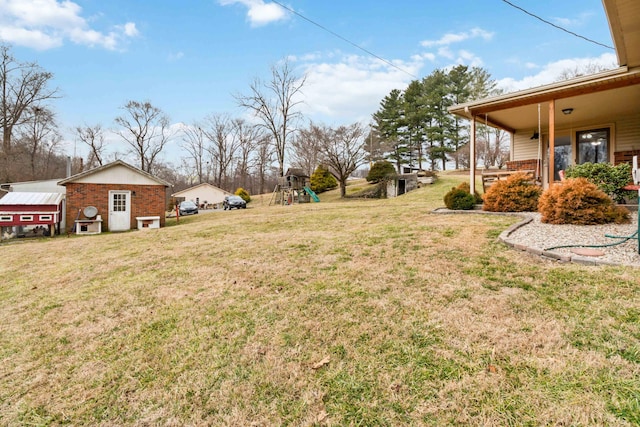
1, 173, 639, 426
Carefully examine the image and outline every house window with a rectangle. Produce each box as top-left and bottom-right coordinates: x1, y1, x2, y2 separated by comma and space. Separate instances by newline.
39, 215, 52, 221
112, 193, 127, 212
577, 128, 609, 164
20, 215, 33, 221
0, 215, 12, 222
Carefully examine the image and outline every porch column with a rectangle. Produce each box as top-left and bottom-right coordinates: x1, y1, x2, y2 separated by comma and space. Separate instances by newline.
509, 131, 514, 161
470, 115, 476, 194
548, 100, 555, 185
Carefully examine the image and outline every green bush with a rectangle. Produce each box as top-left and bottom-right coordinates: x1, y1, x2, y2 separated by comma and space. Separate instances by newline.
235, 187, 251, 203
565, 162, 633, 203
444, 187, 476, 210
483, 172, 542, 212
367, 161, 397, 183
456, 181, 483, 204
538, 177, 630, 224
310, 165, 338, 193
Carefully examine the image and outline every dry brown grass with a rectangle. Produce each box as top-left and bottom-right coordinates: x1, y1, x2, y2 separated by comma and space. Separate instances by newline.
1, 174, 639, 426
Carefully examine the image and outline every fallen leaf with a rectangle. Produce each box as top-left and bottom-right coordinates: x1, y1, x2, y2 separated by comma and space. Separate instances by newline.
487, 364, 497, 373
312, 356, 330, 370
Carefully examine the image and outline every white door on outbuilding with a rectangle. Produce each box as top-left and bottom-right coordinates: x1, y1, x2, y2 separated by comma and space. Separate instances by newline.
109, 190, 131, 231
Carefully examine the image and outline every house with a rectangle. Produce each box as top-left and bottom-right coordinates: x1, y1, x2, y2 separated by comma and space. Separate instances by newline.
58, 160, 171, 232
449, 0, 640, 194
172, 183, 230, 209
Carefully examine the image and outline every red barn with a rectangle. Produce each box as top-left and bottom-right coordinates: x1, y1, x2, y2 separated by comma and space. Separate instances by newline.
0, 192, 64, 236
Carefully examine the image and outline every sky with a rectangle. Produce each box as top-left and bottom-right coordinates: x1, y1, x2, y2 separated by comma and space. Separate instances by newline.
0, 0, 618, 164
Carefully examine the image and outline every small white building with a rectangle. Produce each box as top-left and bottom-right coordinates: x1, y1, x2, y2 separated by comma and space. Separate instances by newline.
172, 183, 231, 208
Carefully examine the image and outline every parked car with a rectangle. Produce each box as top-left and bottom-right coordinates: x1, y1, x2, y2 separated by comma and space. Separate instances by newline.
179, 200, 199, 215
223, 195, 247, 210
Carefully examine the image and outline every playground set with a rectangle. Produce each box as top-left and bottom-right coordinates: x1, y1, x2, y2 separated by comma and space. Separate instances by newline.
270, 168, 320, 206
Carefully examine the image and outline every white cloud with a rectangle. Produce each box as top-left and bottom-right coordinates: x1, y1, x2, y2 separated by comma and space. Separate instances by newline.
120, 22, 139, 37
0, 26, 62, 49
290, 52, 421, 124
437, 46, 454, 59
419, 27, 491, 69
168, 51, 185, 61
0, 0, 138, 50
421, 27, 493, 47
218, 0, 288, 27
497, 52, 618, 92
456, 50, 483, 67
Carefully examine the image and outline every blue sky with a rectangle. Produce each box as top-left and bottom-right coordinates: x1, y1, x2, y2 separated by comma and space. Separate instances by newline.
0, 0, 617, 162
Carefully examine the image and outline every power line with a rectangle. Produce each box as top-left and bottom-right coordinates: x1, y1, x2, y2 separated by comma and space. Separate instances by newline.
270, 0, 417, 79
500, 0, 614, 50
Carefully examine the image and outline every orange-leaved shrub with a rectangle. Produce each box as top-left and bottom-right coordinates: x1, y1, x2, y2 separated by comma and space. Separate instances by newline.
538, 177, 630, 225
482, 172, 541, 212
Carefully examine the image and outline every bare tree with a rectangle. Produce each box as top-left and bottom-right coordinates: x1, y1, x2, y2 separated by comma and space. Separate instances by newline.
1, 45, 59, 155
202, 113, 238, 189
0, 44, 59, 180
477, 124, 510, 169
180, 123, 208, 184
291, 125, 321, 177
231, 118, 261, 191
236, 59, 306, 177
317, 122, 368, 198
114, 100, 172, 173
16, 106, 60, 179
556, 61, 616, 81
74, 124, 105, 169
253, 133, 274, 195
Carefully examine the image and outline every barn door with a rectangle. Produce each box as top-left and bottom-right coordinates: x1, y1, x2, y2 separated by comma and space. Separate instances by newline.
109, 190, 131, 231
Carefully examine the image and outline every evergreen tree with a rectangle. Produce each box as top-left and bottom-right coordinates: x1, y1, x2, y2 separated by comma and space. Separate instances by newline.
366, 160, 396, 183
372, 89, 406, 172
310, 164, 337, 193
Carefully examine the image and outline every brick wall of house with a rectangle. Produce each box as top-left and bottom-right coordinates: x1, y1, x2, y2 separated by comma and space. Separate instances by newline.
506, 159, 540, 171
614, 150, 640, 165
65, 183, 166, 232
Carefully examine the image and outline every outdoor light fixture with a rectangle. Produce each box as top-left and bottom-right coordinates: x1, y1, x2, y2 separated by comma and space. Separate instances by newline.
530, 132, 539, 140
562, 108, 574, 115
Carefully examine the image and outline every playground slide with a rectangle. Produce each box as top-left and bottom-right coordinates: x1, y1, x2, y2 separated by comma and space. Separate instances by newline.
303, 186, 320, 202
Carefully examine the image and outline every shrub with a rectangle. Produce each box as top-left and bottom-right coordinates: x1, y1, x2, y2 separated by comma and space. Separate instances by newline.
565, 162, 633, 203
444, 187, 476, 210
310, 165, 338, 193
538, 178, 630, 224
235, 187, 251, 203
455, 181, 483, 204
366, 161, 396, 183
483, 172, 542, 212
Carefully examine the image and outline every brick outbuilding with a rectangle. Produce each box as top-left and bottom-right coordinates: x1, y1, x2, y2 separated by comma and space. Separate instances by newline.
58, 160, 171, 232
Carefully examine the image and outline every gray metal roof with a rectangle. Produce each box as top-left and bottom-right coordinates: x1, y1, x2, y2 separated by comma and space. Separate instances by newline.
0, 192, 64, 206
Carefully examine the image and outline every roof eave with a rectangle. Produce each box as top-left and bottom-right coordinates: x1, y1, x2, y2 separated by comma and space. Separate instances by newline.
449, 66, 635, 117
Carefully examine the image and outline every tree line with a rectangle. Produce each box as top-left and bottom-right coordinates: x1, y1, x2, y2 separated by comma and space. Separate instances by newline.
1, 42, 513, 198
0, 45, 371, 197
370, 64, 509, 172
